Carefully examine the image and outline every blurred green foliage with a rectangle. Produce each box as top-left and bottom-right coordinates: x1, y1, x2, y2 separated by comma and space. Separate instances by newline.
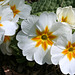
31, 0, 74, 15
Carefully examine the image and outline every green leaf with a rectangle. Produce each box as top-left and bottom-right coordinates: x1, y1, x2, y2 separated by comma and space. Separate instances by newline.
31, 0, 74, 15
16, 57, 26, 63
72, 29, 75, 34
17, 19, 23, 25
27, 62, 35, 67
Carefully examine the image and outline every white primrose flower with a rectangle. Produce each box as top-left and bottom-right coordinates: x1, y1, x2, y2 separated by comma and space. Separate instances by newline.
9, 0, 31, 19
0, 0, 10, 5
0, 28, 5, 44
57, 6, 75, 29
0, 14, 18, 55
16, 12, 72, 65
0, 36, 12, 55
0, 6, 18, 36
51, 32, 75, 75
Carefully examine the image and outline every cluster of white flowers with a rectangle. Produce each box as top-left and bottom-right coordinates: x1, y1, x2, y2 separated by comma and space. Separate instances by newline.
0, 0, 31, 55
0, 0, 75, 75
16, 5, 75, 75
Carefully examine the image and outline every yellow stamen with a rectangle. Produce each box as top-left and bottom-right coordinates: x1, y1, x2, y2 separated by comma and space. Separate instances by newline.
72, 52, 75, 58
35, 40, 42, 47
66, 41, 71, 48
42, 42, 47, 51
44, 26, 49, 34
36, 30, 42, 35
61, 16, 67, 22
62, 49, 68, 55
67, 53, 72, 61
11, 5, 20, 17
72, 43, 75, 47
48, 34, 57, 40
47, 39, 53, 46
0, 16, 1, 20
0, 23, 3, 26
61, 16, 71, 24
31, 37, 40, 41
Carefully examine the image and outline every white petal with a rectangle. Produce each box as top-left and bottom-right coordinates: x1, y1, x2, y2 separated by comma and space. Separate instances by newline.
72, 32, 75, 43
16, 31, 32, 47
1, 21, 18, 36
23, 46, 36, 61
59, 56, 70, 74
56, 7, 62, 20
51, 54, 64, 65
59, 56, 75, 75
69, 59, 75, 75
62, 6, 75, 26
34, 46, 50, 65
51, 45, 64, 65
16, 31, 36, 61
37, 12, 57, 31
16, 31, 35, 51
18, 40, 36, 51
12, 15, 19, 22
18, 4, 32, 19
50, 22, 72, 36
50, 22, 72, 43
16, 31, 35, 47
2, 0, 10, 5
65, 6, 75, 25
21, 38, 36, 61
9, 0, 24, 8
56, 36, 69, 49
16, 31, 27, 42
1, 6, 13, 21
51, 45, 63, 55
21, 15, 39, 36
43, 49, 52, 64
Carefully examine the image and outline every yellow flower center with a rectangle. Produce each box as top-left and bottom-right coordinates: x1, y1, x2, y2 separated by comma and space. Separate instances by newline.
41, 35, 47, 40
68, 47, 73, 52
62, 41, 75, 61
4, 36, 10, 43
61, 16, 71, 24
11, 5, 20, 17
31, 26, 57, 51
61, 16, 67, 22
